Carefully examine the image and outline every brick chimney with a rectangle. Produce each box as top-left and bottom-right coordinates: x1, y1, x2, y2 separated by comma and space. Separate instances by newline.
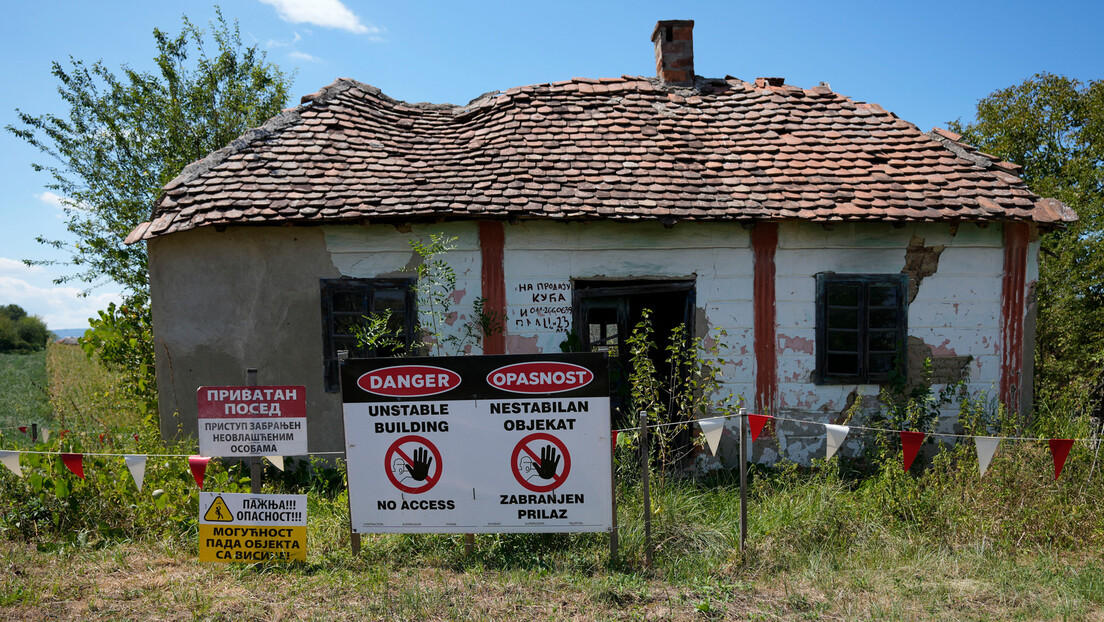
651, 20, 695, 85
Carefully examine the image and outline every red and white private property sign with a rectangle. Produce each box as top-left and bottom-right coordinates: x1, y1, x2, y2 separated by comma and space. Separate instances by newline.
197, 386, 307, 457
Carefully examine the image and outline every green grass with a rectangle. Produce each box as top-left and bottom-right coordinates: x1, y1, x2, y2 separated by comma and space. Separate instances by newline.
0, 350, 51, 434
0, 345, 1102, 619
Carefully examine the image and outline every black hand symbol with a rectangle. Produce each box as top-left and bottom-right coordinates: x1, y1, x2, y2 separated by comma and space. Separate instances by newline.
407, 447, 433, 481
536, 445, 560, 480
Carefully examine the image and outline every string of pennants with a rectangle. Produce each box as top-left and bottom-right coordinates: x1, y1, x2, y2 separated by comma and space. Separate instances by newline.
616, 413, 1092, 481
0, 414, 1093, 492
0, 422, 344, 491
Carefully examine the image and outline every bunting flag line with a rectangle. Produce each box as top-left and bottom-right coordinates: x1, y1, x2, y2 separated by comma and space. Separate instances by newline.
748, 414, 772, 442
975, 436, 1001, 477
124, 455, 147, 491
0, 450, 21, 477
698, 418, 725, 457
824, 424, 850, 461
1049, 439, 1075, 481
18, 427, 27, 435
900, 431, 925, 471
264, 455, 285, 472
61, 453, 85, 479
188, 456, 211, 489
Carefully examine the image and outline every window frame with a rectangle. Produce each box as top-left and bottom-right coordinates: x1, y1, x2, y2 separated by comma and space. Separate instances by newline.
814, 273, 908, 385
320, 277, 416, 392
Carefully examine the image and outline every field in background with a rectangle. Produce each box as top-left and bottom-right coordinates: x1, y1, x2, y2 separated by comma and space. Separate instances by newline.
0, 344, 1101, 620
0, 350, 50, 433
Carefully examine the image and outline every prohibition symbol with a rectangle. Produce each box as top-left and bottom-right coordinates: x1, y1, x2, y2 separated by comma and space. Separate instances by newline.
511, 432, 571, 493
385, 435, 442, 494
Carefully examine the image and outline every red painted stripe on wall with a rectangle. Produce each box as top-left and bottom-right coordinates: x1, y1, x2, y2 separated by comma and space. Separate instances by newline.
479, 221, 507, 355
1000, 222, 1029, 412
753, 223, 779, 414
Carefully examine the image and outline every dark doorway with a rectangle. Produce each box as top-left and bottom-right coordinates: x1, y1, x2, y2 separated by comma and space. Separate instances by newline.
573, 279, 695, 432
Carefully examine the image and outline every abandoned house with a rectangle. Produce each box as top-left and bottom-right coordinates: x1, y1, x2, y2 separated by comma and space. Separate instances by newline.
127, 20, 1075, 464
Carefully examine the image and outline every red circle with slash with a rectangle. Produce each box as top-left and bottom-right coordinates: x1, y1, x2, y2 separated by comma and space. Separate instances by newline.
384, 435, 442, 494
511, 432, 571, 493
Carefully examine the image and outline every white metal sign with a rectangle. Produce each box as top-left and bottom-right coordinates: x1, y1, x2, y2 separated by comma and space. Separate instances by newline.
342, 354, 613, 534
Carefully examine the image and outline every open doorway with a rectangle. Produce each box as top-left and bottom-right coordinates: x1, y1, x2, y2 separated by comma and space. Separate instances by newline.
573, 279, 695, 434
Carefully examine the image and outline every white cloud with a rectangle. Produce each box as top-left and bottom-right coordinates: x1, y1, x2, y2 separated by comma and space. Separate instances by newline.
36, 191, 69, 219
289, 51, 321, 62
0, 258, 121, 330
258, 0, 380, 36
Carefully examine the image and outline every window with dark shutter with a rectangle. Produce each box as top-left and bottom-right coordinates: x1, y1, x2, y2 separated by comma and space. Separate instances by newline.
815, 273, 907, 384
320, 278, 415, 392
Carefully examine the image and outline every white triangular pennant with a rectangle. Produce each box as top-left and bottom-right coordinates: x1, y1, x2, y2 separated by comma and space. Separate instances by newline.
975, 436, 1000, 477
697, 418, 725, 457
264, 456, 285, 471
40, 428, 50, 443
824, 424, 850, 460
0, 451, 22, 477
124, 455, 147, 491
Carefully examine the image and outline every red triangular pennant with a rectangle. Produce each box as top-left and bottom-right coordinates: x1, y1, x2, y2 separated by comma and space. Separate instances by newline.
188, 456, 211, 489
611, 430, 619, 451
18, 426, 27, 435
98, 434, 106, 444
748, 414, 773, 441
1049, 439, 1075, 480
61, 453, 85, 479
900, 431, 925, 471
58, 430, 69, 439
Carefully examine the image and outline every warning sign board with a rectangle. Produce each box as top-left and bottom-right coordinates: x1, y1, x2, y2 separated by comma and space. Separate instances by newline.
197, 386, 307, 457
342, 353, 612, 534
198, 492, 307, 562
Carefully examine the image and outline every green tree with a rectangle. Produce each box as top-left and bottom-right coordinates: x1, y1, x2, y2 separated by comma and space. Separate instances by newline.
949, 73, 1104, 414
0, 305, 50, 354
8, 9, 291, 405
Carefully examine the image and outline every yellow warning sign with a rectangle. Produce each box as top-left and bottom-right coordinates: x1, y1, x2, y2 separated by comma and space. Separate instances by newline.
198, 492, 307, 563
203, 495, 234, 522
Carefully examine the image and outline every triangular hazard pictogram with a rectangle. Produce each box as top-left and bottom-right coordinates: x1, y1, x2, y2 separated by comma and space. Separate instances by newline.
203, 495, 234, 523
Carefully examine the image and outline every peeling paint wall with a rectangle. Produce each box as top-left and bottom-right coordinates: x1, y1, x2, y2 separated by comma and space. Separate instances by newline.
501, 220, 758, 407
149, 219, 1029, 464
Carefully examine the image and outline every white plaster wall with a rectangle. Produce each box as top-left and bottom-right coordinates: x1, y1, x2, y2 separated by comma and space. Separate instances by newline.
501, 220, 756, 409
760, 221, 1010, 464
323, 222, 485, 354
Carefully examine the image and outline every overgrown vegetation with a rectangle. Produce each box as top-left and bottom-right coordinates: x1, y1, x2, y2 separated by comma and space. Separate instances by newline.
950, 73, 1104, 421
354, 233, 504, 357
0, 336, 1101, 618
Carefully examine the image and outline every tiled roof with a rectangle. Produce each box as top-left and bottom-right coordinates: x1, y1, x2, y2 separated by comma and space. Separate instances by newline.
127, 75, 1076, 242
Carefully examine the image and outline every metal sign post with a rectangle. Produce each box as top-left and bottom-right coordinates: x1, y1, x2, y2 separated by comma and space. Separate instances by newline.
739, 410, 747, 554
247, 368, 262, 495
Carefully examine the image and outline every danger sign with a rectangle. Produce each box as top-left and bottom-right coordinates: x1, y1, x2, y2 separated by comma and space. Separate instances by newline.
384, 435, 442, 494
198, 492, 307, 562
343, 353, 612, 534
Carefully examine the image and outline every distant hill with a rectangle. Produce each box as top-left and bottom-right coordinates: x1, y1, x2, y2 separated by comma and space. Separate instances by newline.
51, 328, 88, 340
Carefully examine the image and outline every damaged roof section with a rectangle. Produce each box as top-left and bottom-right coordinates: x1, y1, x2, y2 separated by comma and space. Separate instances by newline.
128, 72, 1077, 242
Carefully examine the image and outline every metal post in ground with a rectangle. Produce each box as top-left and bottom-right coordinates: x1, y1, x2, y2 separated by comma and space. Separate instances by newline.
247, 368, 262, 495
640, 410, 652, 569
609, 430, 619, 564
739, 410, 748, 554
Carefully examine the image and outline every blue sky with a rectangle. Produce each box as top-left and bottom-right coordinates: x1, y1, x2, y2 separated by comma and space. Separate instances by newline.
1, 0, 1101, 330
